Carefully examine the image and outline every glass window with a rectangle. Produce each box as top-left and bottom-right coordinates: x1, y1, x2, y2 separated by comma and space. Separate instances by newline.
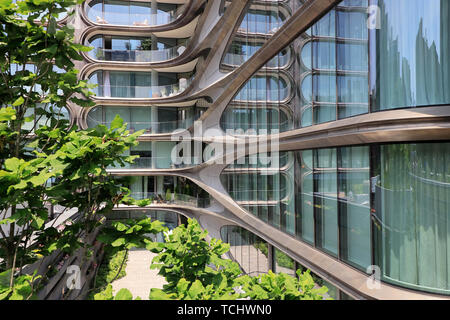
372, 0, 450, 110
314, 148, 338, 257
296, 150, 315, 244
338, 146, 371, 270
373, 142, 450, 294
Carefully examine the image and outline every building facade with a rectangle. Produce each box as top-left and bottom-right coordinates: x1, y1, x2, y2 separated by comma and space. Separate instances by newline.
63, 0, 450, 299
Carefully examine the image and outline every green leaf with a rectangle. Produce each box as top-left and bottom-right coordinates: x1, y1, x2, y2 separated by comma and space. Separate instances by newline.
12, 96, 24, 107
4, 158, 21, 172
114, 288, 133, 300
110, 115, 123, 130
187, 280, 204, 299
0, 107, 16, 121
149, 288, 175, 300
111, 237, 126, 247
0, 288, 12, 300
0, 269, 12, 288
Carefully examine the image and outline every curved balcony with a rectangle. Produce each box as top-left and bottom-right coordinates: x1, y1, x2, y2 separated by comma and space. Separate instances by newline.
86, 0, 186, 27
91, 82, 191, 99
89, 45, 187, 63
86, 105, 203, 133
87, 70, 193, 99
128, 192, 210, 208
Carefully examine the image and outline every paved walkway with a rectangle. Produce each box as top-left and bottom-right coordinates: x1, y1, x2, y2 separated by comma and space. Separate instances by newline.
111, 248, 166, 300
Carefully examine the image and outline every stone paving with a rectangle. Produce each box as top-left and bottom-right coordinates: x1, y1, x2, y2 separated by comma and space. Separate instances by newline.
111, 248, 166, 300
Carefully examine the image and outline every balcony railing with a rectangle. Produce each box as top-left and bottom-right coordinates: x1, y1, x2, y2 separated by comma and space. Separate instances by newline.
87, 4, 185, 27
90, 45, 186, 63
91, 79, 192, 98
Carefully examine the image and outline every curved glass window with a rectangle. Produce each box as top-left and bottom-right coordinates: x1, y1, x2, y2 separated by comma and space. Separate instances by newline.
221, 172, 289, 203
87, 35, 188, 63
223, 41, 290, 68
88, 70, 192, 98
372, 0, 450, 110
239, 8, 286, 34
87, 105, 202, 133
373, 142, 450, 294
234, 75, 288, 102
220, 106, 291, 134
86, 0, 181, 26
299, 3, 369, 127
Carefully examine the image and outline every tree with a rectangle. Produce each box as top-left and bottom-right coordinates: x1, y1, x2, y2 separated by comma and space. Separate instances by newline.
0, 0, 151, 299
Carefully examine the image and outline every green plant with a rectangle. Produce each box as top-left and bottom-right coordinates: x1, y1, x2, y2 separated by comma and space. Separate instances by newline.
138, 39, 152, 51
165, 188, 172, 202
0, 0, 156, 298
236, 269, 329, 300
93, 284, 141, 300
149, 218, 242, 300
88, 247, 128, 299
148, 219, 331, 300
0, 269, 41, 300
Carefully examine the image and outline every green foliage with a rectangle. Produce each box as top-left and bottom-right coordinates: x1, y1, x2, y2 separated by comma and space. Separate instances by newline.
165, 188, 172, 202
93, 284, 140, 300
0, 0, 156, 301
88, 247, 128, 299
97, 217, 166, 252
149, 219, 330, 301
0, 269, 40, 300
149, 218, 242, 300
235, 270, 329, 300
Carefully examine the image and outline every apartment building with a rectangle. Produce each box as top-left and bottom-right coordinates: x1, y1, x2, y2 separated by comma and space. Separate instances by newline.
61, 0, 450, 299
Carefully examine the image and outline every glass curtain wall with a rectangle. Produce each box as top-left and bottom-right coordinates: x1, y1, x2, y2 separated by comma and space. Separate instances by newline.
372, 142, 450, 294
221, 152, 296, 235
223, 145, 372, 271
296, 0, 450, 129
299, 1, 369, 127
220, 0, 293, 134
371, 0, 450, 110
223, 142, 450, 294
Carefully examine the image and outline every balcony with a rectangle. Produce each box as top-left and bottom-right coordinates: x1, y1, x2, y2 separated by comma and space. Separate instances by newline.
86, 1, 185, 27
91, 82, 191, 99
128, 192, 210, 208
88, 70, 193, 99
86, 105, 204, 133
90, 45, 186, 63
